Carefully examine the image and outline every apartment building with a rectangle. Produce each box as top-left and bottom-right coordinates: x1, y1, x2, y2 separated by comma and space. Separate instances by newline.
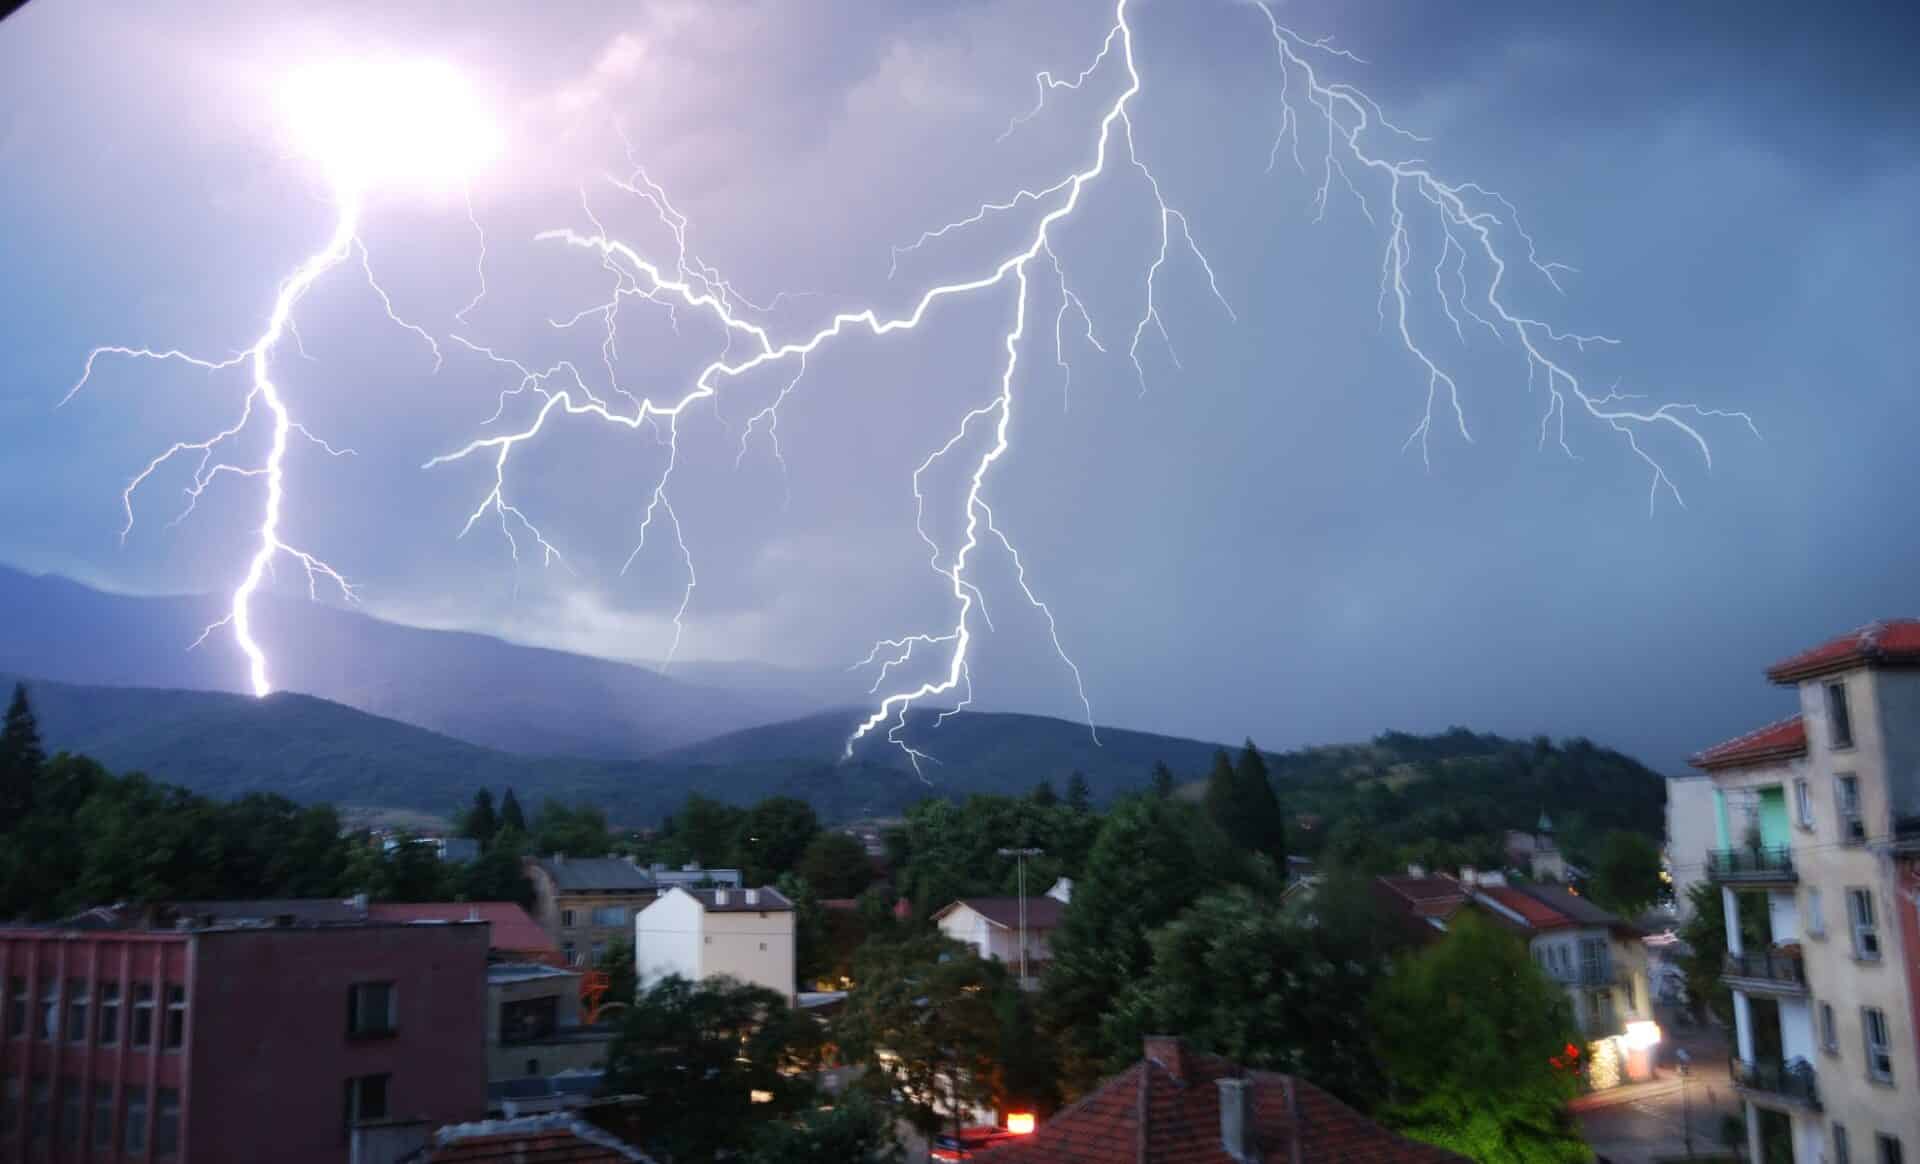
1692, 620, 1920, 1164
0, 902, 487, 1163
633, 887, 794, 1004
524, 858, 743, 968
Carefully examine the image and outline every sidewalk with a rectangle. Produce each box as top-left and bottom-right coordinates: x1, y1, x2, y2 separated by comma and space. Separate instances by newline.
1571, 1077, 1690, 1113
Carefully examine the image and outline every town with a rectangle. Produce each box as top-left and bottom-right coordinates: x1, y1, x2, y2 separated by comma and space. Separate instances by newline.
2, 618, 1917, 1162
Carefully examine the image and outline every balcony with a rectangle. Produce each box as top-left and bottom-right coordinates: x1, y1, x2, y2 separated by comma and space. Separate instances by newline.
1731, 1056, 1820, 1109
1723, 950, 1807, 996
1707, 846, 1796, 885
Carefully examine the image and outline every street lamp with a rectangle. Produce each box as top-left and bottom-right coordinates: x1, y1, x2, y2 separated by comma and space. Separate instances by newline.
997, 847, 1044, 984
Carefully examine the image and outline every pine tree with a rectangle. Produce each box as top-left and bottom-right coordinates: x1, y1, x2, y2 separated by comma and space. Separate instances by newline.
1030, 779, 1058, 807
499, 787, 527, 834
1235, 738, 1286, 859
1065, 771, 1090, 812
1150, 761, 1176, 799
1201, 748, 1237, 836
463, 788, 499, 846
0, 683, 46, 825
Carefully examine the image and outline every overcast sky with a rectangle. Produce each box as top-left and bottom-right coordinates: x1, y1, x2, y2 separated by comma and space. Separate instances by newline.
2, 0, 1915, 770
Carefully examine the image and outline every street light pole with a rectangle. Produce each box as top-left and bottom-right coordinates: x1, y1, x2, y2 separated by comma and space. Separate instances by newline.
998, 847, 1044, 984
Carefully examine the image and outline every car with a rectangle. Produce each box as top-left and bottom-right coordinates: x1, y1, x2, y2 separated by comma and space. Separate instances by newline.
931, 1125, 1024, 1160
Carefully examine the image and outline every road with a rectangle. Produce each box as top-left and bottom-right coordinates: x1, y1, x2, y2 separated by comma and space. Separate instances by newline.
1578, 1014, 1741, 1163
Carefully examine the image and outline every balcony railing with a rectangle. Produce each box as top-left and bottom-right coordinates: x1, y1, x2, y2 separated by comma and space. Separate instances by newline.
1707, 846, 1796, 882
1731, 1056, 1820, 1108
1723, 950, 1806, 991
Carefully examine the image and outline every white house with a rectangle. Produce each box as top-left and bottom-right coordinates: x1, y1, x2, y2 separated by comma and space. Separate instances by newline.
633, 886, 796, 1003
932, 880, 1071, 986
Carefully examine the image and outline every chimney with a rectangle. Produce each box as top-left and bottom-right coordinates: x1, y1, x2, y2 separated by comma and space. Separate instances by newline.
714, 889, 729, 906
1142, 1035, 1186, 1084
744, 888, 759, 906
1217, 1078, 1256, 1162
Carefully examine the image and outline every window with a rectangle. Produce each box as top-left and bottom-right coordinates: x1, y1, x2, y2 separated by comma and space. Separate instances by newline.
562, 941, 578, 965
1837, 775, 1865, 843
29, 1078, 49, 1141
0, 1077, 16, 1137
590, 941, 606, 964
347, 982, 396, 1038
1878, 1134, 1904, 1164
1837, 1125, 1852, 1164
6, 977, 23, 1038
1821, 1002, 1839, 1052
1864, 1007, 1893, 1082
65, 979, 89, 1044
1795, 778, 1815, 828
758, 941, 767, 951
91, 1083, 113, 1150
131, 984, 154, 1048
1807, 888, 1827, 937
155, 1088, 179, 1156
560, 908, 576, 927
58, 1079, 80, 1146
344, 1074, 390, 1126
500, 996, 558, 1044
123, 1086, 147, 1153
98, 982, 121, 1046
36, 981, 58, 1041
1850, 889, 1881, 960
1580, 938, 1607, 982
1828, 681, 1855, 749
590, 906, 626, 927
163, 984, 187, 1049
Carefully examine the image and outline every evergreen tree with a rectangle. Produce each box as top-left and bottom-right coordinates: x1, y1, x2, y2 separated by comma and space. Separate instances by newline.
1065, 771, 1090, 812
1235, 738, 1286, 859
1201, 748, 1237, 836
1150, 761, 1175, 800
1030, 779, 1058, 808
499, 787, 527, 834
462, 788, 499, 846
0, 683, 46, 824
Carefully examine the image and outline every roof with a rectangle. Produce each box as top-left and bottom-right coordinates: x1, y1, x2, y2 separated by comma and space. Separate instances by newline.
531, 858, 656, 892
1369, 875, 1466, 943
1506, 882, 1632, 931
933, 897, 1068, 930
1690, 716, 1807, 771
488, 962, 580, 986
980, 1037, 1464, 1163
167, 898, 368, 925
674, 887, 792, 913
370, 902, 559, 958
413, 1114, 654, 1163
1472, 885, 1578, 931
1767, 619, 1920, 683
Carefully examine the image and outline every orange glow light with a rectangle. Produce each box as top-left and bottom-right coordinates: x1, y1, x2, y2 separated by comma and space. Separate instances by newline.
1007, 1113, 1037, 1135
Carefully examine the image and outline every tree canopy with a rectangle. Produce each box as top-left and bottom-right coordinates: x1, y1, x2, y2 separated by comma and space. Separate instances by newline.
1587, 830, 1663, 916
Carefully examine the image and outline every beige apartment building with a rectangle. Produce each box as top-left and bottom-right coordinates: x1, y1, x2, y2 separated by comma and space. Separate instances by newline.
1692, 620, 1920, 1164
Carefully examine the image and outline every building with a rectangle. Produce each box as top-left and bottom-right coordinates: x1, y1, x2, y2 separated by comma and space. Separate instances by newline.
1504, 812, 1570, 882
368, 903, 563, 967
1666, 773, 1721, 921
632, 887, 794, 1003
523, 858, 743, 968
1692, 619, 1920, 1164
484, 963, 612, 1116
0, 903, 488, 1163
977, 1035, 1465, 1162
932, 883, 1070, 987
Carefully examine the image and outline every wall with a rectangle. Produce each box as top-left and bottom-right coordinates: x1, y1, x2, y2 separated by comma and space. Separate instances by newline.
1874, 671, 1920, 825
189, 923, 489, 1164
699, 909, 795, 1004
634, 891, 704, 991
1667, 775, 1720, 920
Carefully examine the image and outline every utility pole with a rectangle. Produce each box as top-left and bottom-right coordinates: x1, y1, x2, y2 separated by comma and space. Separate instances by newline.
998, 847, 1044, 984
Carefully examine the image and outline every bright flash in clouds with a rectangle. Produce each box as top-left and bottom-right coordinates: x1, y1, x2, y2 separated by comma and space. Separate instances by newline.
278, 58, 501, 195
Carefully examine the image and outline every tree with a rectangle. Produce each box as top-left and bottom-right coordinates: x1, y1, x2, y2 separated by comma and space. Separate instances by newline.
499, 787, 527, 834
1370, 912, 1588, 1162
1678, 882, 1756, 1028
1150, 761, 1176, 799
602, 975, 822, 1161
746, 1090, 903, 1164
837, 935, 1007, 1142
678, 793, 747, 868
1065, 771, 1091, 812
1107, 882, 1392, 1109
733, 796, 820, 884
1235, 739, 1285, 857
461, 788, 499, 846
594, 939, 637, 1022
532, 800, 611, 857
1588, 830, 1662, 916
1030, 779, 1059, 808
461, 827, 535, 908
798, 831, 873, 899
779, 873, 831, 989
0, 682, 46, 824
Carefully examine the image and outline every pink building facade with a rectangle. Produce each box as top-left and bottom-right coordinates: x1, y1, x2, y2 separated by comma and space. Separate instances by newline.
0, 920, 488, 1163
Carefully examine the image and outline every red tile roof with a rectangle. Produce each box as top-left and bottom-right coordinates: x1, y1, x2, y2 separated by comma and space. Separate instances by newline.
1472, 885, 1575, 931
1689, 716, 1807, 771
935, 897, 1068, 930
1767, 619, 1920, 683
981, 1038, 1464, 1163
368, 902, 559, 962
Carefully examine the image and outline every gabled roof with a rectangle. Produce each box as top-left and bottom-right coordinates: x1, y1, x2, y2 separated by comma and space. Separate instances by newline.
369, 902, 558, 958
1767, 619, 1920, 683
1690, 716, 1807, 771
412, 1115, 655, 1163
1370, 876, 1467, 945
674, 887, 792, 913
980, 1037, 1464, 1163
531, 858, 656, 892
1472, 885, 1576, 931
933, 897, 1068, 930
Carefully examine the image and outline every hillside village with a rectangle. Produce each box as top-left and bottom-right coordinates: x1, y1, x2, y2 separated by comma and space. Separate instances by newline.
2, 618, 1917, 1163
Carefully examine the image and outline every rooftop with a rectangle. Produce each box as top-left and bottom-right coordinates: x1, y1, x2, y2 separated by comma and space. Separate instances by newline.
677, 887, 792, 913
371, 902, 558, 958
488, 962, 580, 986
1767, 619, 1920, 683
935, 896, 1068, 930
979, 1036, 1464, 1163
531, 857, 656, 893
411, 1113, 653, 1163
1690, 715, 1807, 771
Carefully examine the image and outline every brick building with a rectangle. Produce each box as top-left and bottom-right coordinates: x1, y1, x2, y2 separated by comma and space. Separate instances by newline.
0, 904, 488, 1163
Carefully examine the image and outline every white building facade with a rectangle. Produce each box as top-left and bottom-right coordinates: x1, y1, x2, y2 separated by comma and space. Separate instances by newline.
633, 886, 796, 1004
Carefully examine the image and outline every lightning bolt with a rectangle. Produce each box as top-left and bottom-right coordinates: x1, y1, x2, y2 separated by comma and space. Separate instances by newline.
64, 188, 441, 696
430, 0, 1751, 769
